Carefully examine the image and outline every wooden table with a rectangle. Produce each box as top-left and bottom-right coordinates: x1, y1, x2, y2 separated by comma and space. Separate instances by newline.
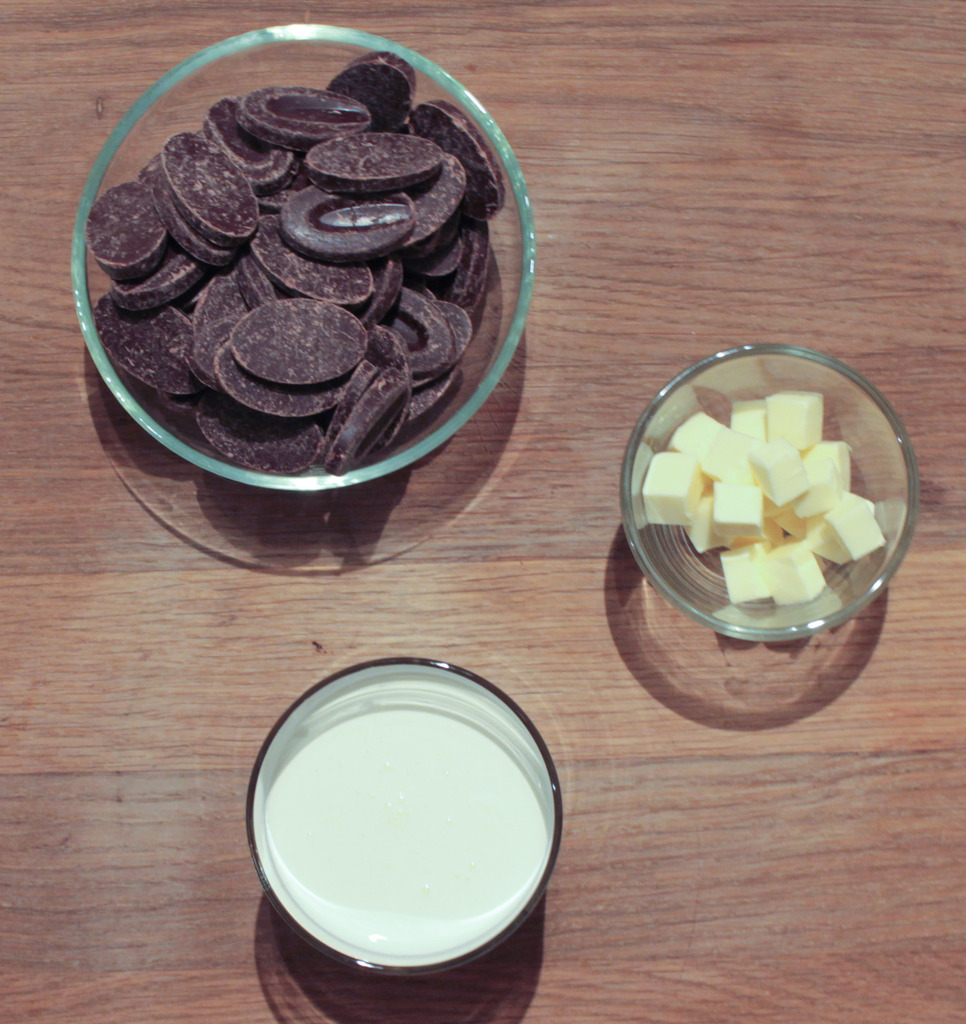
4, 1, 965, 1020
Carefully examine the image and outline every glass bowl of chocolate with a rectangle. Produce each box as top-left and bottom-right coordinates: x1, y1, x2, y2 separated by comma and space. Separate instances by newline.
72, 25, 534, 489
620, 345, 919, 641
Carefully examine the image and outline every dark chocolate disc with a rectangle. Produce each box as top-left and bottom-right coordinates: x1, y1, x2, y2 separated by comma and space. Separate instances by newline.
235, 250, 279, 309
357, 254, 404, 327
86, 181, 168, 281
229, 297, 366, 385
304, 132, 443, 194
237, 86, 371, 150
432, 298, 473, 360
403, 230, 463, 278
407, 365, 463, 422
196, 391, 324, 474
409, 100, 505, 220
161, 131, 259, 247
213, 341, 346, 418
192, 268, 249, 336
143, 158, 237, 267
326, 51, 416, 132
109, 244, 208, 311
94, 294, 198, 395
203, 96, 298, 196
323, 363, 412, 475
279, 187, 415, 263
249, 215, 373, 307
405, 154, 466, 247
380, 287, 457, 382
437, 216, 490, 316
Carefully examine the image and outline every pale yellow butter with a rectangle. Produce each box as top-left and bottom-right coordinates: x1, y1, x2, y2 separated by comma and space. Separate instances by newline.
792, 456, 845, 518
686, 494, 724, 554
713, 482, 764, 538
642, 451, 704, 526
720, 543, 771, 603
760, 541, 827, 605
804, 514, 851, 564
749, 437, 809, 506
769, 501, 808, 540
766, 391, 823, 450
824, 492, 885, 560
730, 399, 768, 441
803, 439, 851, 491
669, 411, 723, 460
701, 427, 758, 485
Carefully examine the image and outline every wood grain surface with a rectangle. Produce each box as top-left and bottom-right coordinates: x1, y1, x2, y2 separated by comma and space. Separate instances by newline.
3, 1, 966, 1021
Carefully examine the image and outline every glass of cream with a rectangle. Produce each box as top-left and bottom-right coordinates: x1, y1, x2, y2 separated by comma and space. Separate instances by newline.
247, 658, 563, 973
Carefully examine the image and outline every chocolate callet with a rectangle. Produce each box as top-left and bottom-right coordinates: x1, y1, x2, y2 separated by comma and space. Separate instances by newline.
358, 254, 404, 327
305, 132, 443, 194
94, 294, 198, 395
213, 341, 346, 418
229, 297, 366, 385
249, 215, 373, 306
279, 186, 415, 263
203, 96, 297, 196
437, 216, 490, 317
326, 51, 416, 132
381, 287, 457, 382
405, 153, 466, 247
195, 391, 324, 474
409, 99, 505, 220
323, 363, 411, 475
237, 86, 371, 150
143, 158, 237, 267
161, 131, 259, 247
235, 250, 280, 309
86, 181, 168, 281
109, 244, 208, 311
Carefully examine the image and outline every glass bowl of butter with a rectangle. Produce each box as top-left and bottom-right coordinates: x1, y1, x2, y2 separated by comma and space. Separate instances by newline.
620, 344, 919, 641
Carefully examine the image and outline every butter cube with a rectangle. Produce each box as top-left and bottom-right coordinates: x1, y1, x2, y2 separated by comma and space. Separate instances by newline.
669, 411, 723, 460
766, 391, 823, 450
760, 541, 827, 605
792, 456, 845, 518
749, 437, 809, 506
769, 502, 808, 540
686, 494, 724, 554
730, 399, 768, 441
803, 440, 851, 491
701, 427, 758, 484
720, 543, 771, 603
824, 492, 886, 560
713, 482, 764, 538
642, 451, 704, 526
804, 514, 851, 564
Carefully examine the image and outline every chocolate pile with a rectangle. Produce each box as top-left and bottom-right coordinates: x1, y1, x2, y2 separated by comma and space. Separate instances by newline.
86, 50, 505, 475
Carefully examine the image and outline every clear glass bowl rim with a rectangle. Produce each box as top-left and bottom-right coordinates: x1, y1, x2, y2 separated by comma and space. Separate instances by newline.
620, 343, 921, 642
245, 656, 564, 974
71, 24, 536, 491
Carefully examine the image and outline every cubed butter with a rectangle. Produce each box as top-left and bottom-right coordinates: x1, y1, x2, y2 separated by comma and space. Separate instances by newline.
766, 391, 823, 450
713, 482, 764, 538
642, 451, 704, 526
804, 514, 851, 564
730, 399, 768, 441
824, 492, 885, 560
769, 502, 809, 540
803, 440, 851, 491
760, 541, 827, 605
792, 456, 845, 518
701, 426, 758, 484
749, 437, 810, 506
686, 494, 724, 554
669, 411, 723, 461
720, 543, 771, 604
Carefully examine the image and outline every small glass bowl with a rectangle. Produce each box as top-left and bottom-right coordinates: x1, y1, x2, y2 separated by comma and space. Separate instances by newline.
247, 658, 563, 974
72, 25, 534, 491
620, 344, 919, 642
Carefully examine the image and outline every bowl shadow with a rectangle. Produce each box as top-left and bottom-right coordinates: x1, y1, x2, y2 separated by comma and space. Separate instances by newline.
604, 526, 886, 730
253, 893, 545, 1024
83, 332, 526, 574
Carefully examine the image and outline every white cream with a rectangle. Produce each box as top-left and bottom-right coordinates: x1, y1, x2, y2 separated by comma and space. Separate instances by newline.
250, 665, 558, 969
